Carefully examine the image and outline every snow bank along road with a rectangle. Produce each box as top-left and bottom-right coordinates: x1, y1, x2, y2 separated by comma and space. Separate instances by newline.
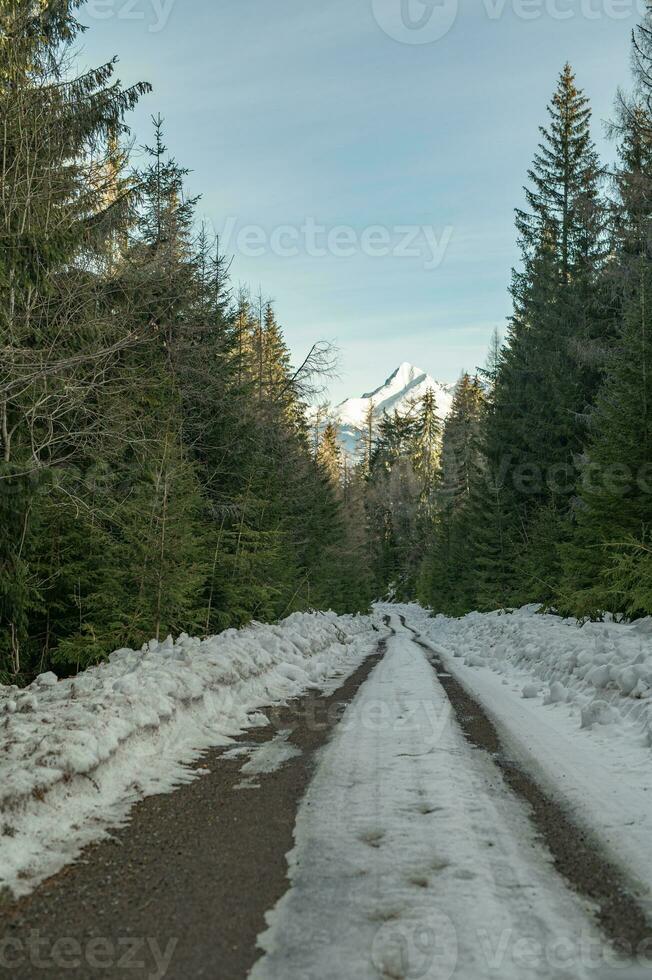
0, 607, 651, 978
0, 611, 380, 898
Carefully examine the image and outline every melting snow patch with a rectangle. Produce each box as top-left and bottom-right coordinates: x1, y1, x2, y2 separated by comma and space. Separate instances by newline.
240, 731, 301, 777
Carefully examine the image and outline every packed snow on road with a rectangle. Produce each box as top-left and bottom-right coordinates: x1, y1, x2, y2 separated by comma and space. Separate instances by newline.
399, 603, 652, 897
252, 620, 613, 980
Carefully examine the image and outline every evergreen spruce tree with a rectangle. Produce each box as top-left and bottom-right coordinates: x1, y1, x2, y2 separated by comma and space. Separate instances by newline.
317, 424, 343, 489
417, 375, 485, 614
469, 337, 515, 611
0, 0, 149, 679
45, 118, 211, 665
477, 65, 607, 607
559, 98, 652, 618
412, 389, 442, 515
367, 409, 422, 596
360, 401, 376, 476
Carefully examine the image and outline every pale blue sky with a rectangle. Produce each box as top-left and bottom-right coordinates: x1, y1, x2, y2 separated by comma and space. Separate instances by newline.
79, 0, 635, 401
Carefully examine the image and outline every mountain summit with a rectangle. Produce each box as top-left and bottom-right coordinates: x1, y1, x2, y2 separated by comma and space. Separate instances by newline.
329, 362, 453, 455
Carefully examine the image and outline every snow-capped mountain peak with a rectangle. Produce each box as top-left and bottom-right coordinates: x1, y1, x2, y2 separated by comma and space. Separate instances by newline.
360, 361, 425, 401
328, 362, 454, 456
336, 362, 453, 432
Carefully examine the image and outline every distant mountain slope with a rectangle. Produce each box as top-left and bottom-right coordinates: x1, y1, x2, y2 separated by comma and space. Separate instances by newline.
329, 362, 454, 456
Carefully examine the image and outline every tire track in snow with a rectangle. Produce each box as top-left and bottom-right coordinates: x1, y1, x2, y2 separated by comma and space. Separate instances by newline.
405, 618, 652, 960
251, 621, 612, 980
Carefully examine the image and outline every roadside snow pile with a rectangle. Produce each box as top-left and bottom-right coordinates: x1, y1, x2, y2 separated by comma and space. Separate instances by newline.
420, 605, 652, 747
0, 612, 382, 897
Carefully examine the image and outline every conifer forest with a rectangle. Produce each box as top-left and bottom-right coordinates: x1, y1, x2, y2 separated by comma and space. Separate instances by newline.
5, 3, 652, 687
